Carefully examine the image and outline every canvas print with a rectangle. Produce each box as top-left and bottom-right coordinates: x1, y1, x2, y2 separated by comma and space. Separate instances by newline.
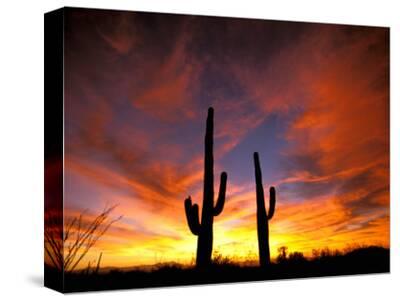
44, 7, 390, 293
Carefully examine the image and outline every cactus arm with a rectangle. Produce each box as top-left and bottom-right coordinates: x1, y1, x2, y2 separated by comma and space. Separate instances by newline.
268, 187, 276, 220
184, 196, 200, 235
213, 172, 227, 216
213, 172, 228, 216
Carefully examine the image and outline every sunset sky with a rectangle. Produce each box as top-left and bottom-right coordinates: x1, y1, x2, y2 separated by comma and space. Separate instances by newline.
62, 8, 389, 268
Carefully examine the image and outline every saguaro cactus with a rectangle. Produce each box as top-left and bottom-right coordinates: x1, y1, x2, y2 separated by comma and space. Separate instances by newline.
253, 152, 276, 267
184, 107, 228, 268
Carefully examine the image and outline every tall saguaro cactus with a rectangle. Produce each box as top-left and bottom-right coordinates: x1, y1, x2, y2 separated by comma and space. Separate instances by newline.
253, 152, 276, 267
184, 107, 228, 268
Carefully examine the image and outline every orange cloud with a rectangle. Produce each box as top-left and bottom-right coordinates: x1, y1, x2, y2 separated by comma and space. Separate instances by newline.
96, 11, 138, 55
132, 25, 201, 122
274, 27, 389, 250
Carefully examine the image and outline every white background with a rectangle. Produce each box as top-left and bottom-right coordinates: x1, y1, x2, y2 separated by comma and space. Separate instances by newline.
0, 0, 398, 299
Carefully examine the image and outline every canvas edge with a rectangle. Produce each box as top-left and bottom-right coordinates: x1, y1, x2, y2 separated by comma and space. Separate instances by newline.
44, 7, 65, 294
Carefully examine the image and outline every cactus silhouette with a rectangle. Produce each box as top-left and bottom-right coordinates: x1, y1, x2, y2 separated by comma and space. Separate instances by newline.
253, 152, 276, 267
184, 107, 228, 268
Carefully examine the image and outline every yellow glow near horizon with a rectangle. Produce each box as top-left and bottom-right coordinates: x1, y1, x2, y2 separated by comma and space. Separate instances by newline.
57, 190, 389, 270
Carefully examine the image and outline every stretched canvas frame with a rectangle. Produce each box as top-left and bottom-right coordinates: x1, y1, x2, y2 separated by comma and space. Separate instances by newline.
44, 7, 390, 293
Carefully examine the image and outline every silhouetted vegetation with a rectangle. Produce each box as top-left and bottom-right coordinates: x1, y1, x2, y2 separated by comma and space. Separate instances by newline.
44, 205, 122, 272
184, 107, 228, 268
253, 152, 276, 267
276, 247, 307, 265
48, 246, 388, 292
277, 246, 288, 263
